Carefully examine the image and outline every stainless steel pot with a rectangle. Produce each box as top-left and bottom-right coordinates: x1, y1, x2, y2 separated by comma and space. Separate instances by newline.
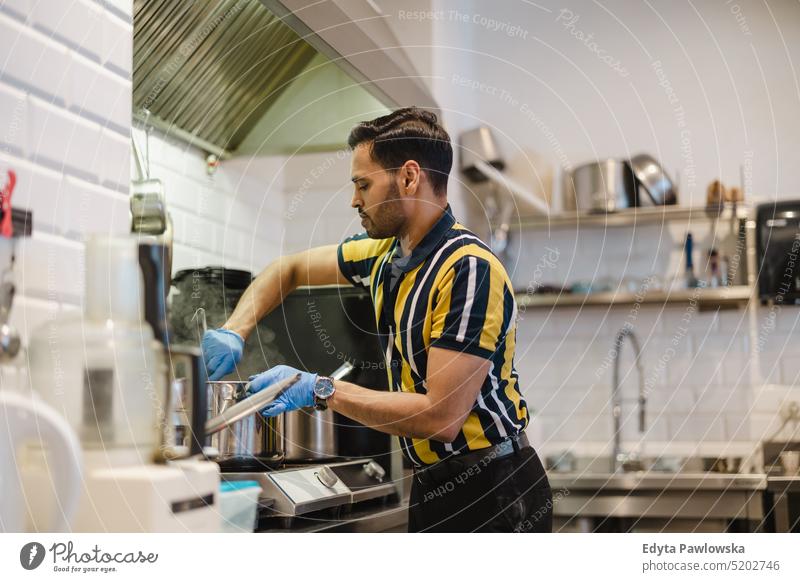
207, 381, 283, 461
283, 362, 354, 462
566, 159, 638, 212
283, 408, 337, 461
205, 380, 288, 466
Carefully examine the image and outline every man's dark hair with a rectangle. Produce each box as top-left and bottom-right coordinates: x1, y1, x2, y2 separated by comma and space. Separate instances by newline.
348, 107, 453, 195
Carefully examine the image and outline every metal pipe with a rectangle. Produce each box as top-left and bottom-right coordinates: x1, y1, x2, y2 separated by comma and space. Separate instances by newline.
611, 327, 646, 472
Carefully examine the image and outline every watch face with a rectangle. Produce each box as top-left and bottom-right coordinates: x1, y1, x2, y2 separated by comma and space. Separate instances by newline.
315, 377, 335, 399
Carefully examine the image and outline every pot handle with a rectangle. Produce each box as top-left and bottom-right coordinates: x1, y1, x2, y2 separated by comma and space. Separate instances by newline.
330, 361, 355, 381
188, 349, 208, 456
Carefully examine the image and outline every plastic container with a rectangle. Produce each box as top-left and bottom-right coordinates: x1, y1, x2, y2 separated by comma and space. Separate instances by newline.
219, 480, 263, 533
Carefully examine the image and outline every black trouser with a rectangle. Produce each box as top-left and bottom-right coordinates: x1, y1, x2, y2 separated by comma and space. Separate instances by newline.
408, 445, 553, 532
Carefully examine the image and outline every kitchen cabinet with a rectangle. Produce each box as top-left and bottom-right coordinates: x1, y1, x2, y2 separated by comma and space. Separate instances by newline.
550, 472, 767, 533
765, 477, 800, 533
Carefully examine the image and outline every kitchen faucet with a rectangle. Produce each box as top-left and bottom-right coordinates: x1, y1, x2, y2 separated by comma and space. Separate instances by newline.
611, 327, 646, 472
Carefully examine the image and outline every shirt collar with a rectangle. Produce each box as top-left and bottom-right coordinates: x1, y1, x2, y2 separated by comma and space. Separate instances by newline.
390, 204, 456, 274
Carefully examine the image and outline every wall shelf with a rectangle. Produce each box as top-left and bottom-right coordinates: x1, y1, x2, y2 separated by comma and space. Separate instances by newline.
509, 204, 749, 230
515, 285, 753, 310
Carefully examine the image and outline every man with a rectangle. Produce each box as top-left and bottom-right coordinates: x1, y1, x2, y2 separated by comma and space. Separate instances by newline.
202, 107, 552, 532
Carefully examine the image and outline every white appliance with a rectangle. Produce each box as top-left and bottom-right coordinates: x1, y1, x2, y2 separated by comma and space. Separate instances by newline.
0, 390, 82, 532
23, 235, 222, 532
73, 451, 220, 533
22, 449, 220, 533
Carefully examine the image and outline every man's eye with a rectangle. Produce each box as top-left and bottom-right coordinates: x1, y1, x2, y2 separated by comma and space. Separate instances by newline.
358, 184, 368, 191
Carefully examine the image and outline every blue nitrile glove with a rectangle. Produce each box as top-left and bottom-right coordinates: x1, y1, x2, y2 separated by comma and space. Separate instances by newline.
247, 364, 318, 417
201, 328, 245, 381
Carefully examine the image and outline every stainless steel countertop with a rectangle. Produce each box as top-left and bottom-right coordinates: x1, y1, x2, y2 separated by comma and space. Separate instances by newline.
548, 472, 767, 491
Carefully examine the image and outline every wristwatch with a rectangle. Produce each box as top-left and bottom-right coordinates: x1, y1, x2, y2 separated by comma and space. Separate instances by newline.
313, 376, 336, 410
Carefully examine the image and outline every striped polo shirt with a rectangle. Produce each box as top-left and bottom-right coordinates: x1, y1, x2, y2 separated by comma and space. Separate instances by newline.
336, 205, 529, 466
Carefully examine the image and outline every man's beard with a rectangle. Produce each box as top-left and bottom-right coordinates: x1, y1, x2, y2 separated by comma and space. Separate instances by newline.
360, 181, 406, 239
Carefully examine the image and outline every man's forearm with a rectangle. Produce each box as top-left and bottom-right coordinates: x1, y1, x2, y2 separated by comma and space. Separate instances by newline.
223, 257, 297, 339
328, 380, 460, 442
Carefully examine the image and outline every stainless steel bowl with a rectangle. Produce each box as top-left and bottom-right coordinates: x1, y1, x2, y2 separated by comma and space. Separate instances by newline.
628, 153, 677, 205
566, 159, 639, 213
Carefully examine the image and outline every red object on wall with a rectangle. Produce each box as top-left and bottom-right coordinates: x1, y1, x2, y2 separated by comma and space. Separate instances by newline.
0, 170, 16, 238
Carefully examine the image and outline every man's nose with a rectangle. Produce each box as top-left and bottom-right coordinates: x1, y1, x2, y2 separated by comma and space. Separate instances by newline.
351, 190, 362, 209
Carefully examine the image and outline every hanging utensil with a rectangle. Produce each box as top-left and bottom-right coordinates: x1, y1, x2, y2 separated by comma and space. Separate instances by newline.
131, 115, 174, 279
0, 282, 20, 362
0, 198, 20, 361
192, 307, 208, 344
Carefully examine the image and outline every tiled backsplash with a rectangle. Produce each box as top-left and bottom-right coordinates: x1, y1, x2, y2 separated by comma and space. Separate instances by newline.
0, 0, 132, 364
511, 252, 800, 462
132, 127, 285, 276
0, 0, 285, 388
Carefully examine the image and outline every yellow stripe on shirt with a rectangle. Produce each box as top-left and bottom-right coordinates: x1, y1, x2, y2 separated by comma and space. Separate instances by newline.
340, 236, 393, 263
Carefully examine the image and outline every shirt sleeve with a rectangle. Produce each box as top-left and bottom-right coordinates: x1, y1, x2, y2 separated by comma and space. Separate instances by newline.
429, 254, 515, 359
336, 233, 393, 289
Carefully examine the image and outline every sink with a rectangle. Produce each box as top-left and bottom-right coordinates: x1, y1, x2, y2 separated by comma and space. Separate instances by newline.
546, 455, 768, 531
546, 456, 766, 492
548, 454, 744, 474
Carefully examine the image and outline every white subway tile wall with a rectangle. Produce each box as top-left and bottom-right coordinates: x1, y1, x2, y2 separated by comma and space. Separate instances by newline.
134, 127, 286, 275
0, 1, 134, 393
278, 151, 360, 253
0, 0, 287, 393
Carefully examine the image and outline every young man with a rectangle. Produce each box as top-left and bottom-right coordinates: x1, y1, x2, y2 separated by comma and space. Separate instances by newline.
202, 107, 552, 532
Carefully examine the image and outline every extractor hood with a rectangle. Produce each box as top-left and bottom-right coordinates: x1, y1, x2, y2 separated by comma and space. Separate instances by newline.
133, 0, 438, 157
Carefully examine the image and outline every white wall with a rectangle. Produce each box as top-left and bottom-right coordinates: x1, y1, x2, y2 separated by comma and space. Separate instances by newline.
0, 0, 286, 389
338, 0, 800, 461
130, 127, 286, 277
414, 0, 800, 460
0, 0, 133, 388
422, 0, 800, 210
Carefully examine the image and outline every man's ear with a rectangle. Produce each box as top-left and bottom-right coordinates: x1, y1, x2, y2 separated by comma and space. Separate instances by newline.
400, 160, 421, 195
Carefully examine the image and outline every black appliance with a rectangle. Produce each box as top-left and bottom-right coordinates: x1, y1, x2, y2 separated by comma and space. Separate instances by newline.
259, 286, 391, 471
756, 201, 800, 304
170, 272, 391, 470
